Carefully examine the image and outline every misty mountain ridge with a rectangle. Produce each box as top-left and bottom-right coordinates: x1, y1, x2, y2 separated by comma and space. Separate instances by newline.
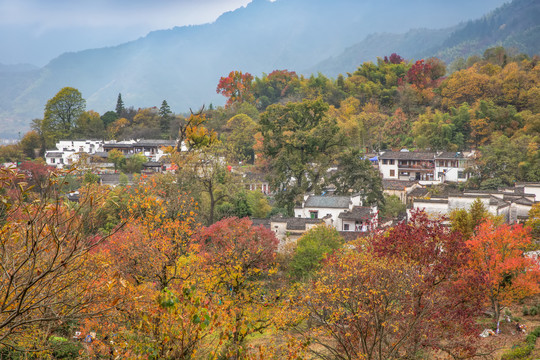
0, 0, 531, 138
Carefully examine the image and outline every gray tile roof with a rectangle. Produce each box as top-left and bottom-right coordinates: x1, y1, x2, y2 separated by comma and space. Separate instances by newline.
436, 152, 465, 159
304, 195, 351, 209
135, 139, 177, 147
379, 151, 435, 161
382, 180, 417, 190
338, 206, 372, 221
46, 152, 63, 158
408, 188, 429, 197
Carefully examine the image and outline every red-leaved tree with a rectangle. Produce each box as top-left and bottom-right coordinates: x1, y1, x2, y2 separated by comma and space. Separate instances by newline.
370, 210, 482, 358
217, 70, 254, 107
465, 220, 540, 332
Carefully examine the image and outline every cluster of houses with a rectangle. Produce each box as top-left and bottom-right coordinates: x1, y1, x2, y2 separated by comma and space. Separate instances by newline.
44, 139, 177, 173
38, 140, 538, 246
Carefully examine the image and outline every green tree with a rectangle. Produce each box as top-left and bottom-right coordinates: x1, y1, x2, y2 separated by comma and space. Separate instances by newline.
123, 153, 147, 174
19, 131, 41, 159
74, 110, 105, 138
290, 224, 343, 280
115, 93, 125, 117
43, 87, 86, 147
380, 194, 406, 219
159, 100, 173, 134
331, 148, 384, 207
101, 111, 118, 129
260, 99, 342, 214
225, 114, 258, 163
108, 149, 125, 173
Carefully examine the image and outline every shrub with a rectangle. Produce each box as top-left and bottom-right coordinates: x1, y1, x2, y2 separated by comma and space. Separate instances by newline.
530, 306, 538, 316
522, 306, 529, 316
531, 326, 540, 337
500, 344, 533, 360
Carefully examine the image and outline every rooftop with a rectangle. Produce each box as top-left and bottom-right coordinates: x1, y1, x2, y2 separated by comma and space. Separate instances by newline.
338, 206, 372, 221
303, 195, 351, 209
379, 151, 434, 161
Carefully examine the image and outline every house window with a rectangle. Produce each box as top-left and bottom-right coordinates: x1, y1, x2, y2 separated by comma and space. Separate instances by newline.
344, 224, 350, 231
310, 211, 318, 219
389, 159, 395, 165
382, 159, 388, 165
390, 170, 395, 177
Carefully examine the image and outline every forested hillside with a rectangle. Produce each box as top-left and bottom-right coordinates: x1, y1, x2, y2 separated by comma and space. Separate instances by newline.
0, 0, 515, 137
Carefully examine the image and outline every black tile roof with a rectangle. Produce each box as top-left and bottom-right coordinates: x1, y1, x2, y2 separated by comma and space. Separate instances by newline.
379, 151, 435, 161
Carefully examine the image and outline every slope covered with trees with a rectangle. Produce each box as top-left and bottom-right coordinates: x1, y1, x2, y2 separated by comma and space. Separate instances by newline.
0, 0, 513, 137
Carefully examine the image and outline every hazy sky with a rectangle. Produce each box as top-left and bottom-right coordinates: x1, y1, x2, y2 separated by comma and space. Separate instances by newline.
0, 0, 252, 66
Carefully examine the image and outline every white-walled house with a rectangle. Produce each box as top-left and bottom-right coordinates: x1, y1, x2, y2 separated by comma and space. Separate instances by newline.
45, 139, 178, 169
515, 183, 540, 202
379, 151, 435, 181
378, 150, 472, 183
410, 193, 514, 222
294, 195, 360, 223
294, 194, 377, 233
434, 152, 471, 183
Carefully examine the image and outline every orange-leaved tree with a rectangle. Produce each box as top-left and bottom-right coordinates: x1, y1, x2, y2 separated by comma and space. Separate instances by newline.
197, 217, 279, 359
465, 220, 540, 332
86, 176, 219, 359
300, 244, 421, 360
0, 167, 122, 352
217, 70, 254, 107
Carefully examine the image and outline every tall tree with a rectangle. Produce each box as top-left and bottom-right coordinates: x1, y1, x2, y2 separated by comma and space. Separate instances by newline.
115, 93, 125, 117
260, 99, 342, 213
42, 87, 86, 146
159, 100, 173, 133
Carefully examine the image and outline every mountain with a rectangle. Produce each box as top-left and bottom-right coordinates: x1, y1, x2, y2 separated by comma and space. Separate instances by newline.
0, 0, 510, 137
311, 0, 539, 77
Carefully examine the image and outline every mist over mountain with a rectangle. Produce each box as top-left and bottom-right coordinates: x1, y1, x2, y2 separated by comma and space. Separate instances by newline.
0, 0, 514, 137
311, 0, 539, 77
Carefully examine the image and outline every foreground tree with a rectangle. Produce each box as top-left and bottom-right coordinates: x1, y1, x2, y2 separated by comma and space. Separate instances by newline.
0, 168, 120, 350
301, 246, 422, 360
465, 220, 540, 332
370, 211, 481, 358
197, 217, 279, 359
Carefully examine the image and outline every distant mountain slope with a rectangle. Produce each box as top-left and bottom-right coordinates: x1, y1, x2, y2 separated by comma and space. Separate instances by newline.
435, 0, 540, 62
306, 27, 458, 77
311, 0, 539, 76
0, 0, 509, 137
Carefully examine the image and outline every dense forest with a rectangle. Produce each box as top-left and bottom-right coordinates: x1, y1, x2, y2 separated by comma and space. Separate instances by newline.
1, 47, 540, 359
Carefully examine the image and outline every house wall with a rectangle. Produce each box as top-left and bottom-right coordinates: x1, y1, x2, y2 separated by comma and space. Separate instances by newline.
294, 206, 346, 229
410, 201, 448, 217
522, 185, 540, 202
435, 166, 467, 182
379, 162, 399, 179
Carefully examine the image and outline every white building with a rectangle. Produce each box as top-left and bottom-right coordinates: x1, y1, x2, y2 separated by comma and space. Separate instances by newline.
45, 140, 105, 169
378, 150, 472, 183
294, 194, 377, 232
434, 152, 472, 183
